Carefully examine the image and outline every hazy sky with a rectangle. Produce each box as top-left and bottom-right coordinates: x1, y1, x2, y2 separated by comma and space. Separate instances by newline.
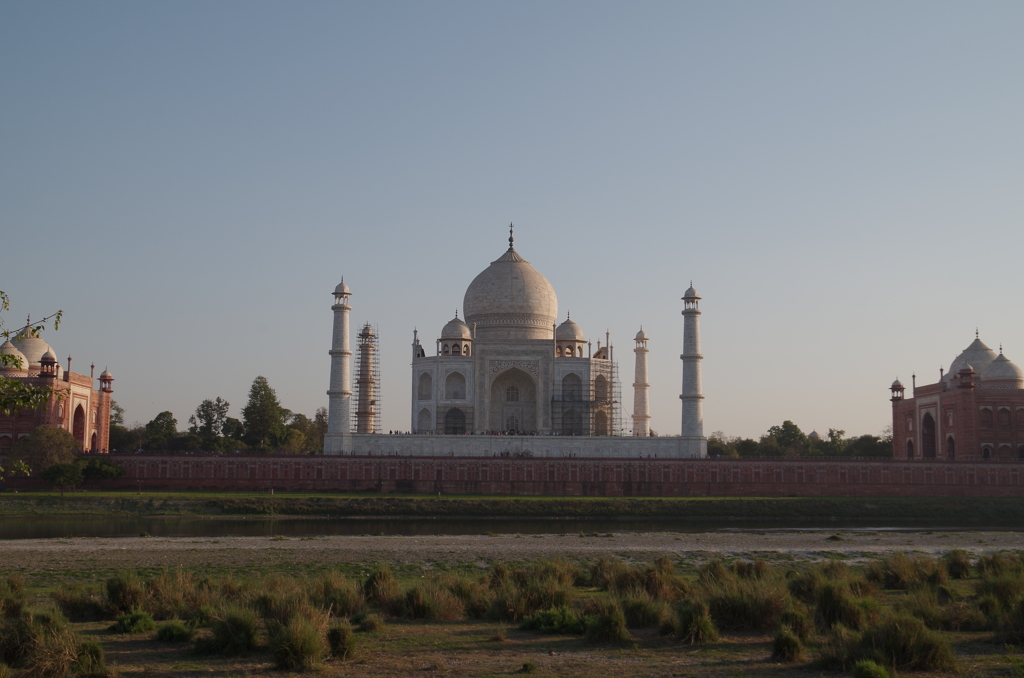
3, 2, 1022, 440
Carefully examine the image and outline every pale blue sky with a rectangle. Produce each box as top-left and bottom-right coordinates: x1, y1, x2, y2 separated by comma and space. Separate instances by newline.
3, 2, 1022, 439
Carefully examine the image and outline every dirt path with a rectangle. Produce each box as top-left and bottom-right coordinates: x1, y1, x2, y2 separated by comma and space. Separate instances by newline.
3, 528, 1023, 573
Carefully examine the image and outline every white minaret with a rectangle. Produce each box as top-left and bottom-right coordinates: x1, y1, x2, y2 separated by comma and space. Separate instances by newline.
325, 278, 352, 453
680, 283, 707, 457
632, 327, 651, 436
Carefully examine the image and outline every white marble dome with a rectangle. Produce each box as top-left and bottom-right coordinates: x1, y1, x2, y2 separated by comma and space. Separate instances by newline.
980, 353, 1024, 387
463, 243, 557, 341
945, 337, 997, 382
0, 340, 28, 371
556, 316, 584, 341
635, 328, 649, 342
11, 334, 54, 367
441, 315, 472, 340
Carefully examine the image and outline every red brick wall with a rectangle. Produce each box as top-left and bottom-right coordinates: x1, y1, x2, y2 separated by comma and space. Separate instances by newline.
85, 454, 1024, 497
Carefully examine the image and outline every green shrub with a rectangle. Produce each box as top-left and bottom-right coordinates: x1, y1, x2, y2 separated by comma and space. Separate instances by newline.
977, 573, 1024, 603
73, 638, 107, 676
771, 628, 805, 662
105, 573, 146, 614
357, 613, 383, 633
312, 571, 364, 617
156, 618, 195, 642
438, 573, 492, 618
0, 577, 27, 620
521, 661, 538, 674
998, 598, 1024, 643
490, 578, 575, 623
851, 659, 891, 678
256, 592, 317, 627
977, 552, 1022, 577
270, 613, 328, 671
109, 609, 156, 634
944, 549, 972, 579
584, 601, 631, 644
363, 566, 400, 609
940, 601, 987, 632
665, 600, 718, 645
147, 569, 216, 621
399, 585, 464, 621
698, 558, 733, 586
857, 614, 957, 672
815, 583, 865, 630
866, 553, 947, 590
733, 559, 771, 580
815, 624, 861, 671
52, 584, 106, 622
620, 591, 671, 628
780, 608, 812, 642
327, 622, 354, 660
0, 608, 83, 678
195, 605, 259, 656
706, 577, 789, 631
520, 606, 586, 634
0, 664, 12, 678
787, 569, 824, 604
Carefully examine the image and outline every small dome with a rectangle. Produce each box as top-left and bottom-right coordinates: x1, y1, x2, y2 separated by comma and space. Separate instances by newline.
891, 379, 904, 389
100, 368, 113, 379
808, 430, 821, 441
980, 353, 1024, 386
333, 278, 351, 296
635, 328, 648, 342
0, 340, 28, 371
40, 348, 57, 363
683, 284, 700, 299
441, 316, 472, 341
946, 336, 997, 382
556, 316, 585, 341
11, 333, 53, 366
959, 363, 975, 373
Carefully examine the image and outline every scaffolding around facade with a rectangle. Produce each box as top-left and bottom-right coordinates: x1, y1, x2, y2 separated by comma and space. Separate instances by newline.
352, 323, 381, 434
550, 358, 621, 436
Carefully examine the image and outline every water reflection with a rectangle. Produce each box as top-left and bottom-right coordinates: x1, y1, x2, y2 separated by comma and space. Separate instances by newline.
1, 516, 1019, 540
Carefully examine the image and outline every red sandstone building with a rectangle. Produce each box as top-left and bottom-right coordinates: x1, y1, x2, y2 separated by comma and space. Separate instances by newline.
0, 331, 114, 459
891, 334, 1024, 461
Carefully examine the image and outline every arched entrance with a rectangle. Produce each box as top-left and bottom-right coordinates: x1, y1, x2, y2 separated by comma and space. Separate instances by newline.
489, 368, 537, 433
444, 408, 466, 435
921, 413, 936, 458
73, 405, 86, 449
90, 432, 98, 452
946, 436, 955, 460
417, 408, 432, 433
906, 440, 914, 459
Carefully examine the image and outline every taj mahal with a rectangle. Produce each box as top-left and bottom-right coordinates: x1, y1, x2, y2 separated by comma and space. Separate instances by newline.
323, 228, 707, 458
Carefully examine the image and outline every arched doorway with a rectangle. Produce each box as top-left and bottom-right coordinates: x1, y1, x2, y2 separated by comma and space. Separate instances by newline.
489, 368, 537, 433
594, 411, 609, 436
90, 432, 98, 452
417, 373, 432, 400
444, 408, 466, 435
906, 440, 914, 459
445, 372, 466, 400
561, 373, 582, 401
417, 408, 432, 433
561, 408, 583, 436
73, 405, 86, 449
921, 413, 936, 458
946, 436, 955, 460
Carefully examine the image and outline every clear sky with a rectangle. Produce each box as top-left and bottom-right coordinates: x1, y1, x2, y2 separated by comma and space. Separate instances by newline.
2, 1, 1022, 440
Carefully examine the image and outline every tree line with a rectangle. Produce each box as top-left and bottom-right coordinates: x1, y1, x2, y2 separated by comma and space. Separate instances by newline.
707, 420, 892, 459
109, 376, 328, 454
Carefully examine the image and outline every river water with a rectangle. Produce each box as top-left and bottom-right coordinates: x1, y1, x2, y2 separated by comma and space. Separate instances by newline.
1, 516, 1019, 540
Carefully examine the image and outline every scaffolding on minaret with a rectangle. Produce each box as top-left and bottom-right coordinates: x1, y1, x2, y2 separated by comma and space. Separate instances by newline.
352, 323, 381, 434
549, 339, 622, 437
611, 356, 624, 437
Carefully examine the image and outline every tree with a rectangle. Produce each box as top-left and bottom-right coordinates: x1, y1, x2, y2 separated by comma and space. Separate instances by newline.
765, 420, 808, 456
10, 425, 78, 472
242, 376, 286, 450
310, 407, 328, 452
144, 411, 178, 451
79, 457, 126, 481
41, 463, 83, 493
107, 400, 135, 451
189, 397, 230, 440
0, 291, 63, 415
0, 459, 31, 482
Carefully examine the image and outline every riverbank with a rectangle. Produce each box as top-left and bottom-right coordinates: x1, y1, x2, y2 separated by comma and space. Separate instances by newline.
4, 491, 1024, 523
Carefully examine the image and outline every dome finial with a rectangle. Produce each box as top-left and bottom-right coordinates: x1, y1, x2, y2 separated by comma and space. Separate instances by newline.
1000, 343, 1003, 355
566, 311, 570, 320
976, 327, 979, 339
508, 222, 514, 249
455, 309, 459, 319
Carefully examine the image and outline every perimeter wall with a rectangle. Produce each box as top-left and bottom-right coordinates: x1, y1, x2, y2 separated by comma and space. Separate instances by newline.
96, 454, 1024, 497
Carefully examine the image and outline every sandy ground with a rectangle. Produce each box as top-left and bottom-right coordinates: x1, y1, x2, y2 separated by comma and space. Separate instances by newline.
3, 528, 1024, 573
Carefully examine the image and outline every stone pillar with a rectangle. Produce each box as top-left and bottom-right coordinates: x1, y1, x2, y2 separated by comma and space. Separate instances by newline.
355, 324, 378, 434
680, 284, 707, 457
325, 278, 352, 453
632, 328, 651, 436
